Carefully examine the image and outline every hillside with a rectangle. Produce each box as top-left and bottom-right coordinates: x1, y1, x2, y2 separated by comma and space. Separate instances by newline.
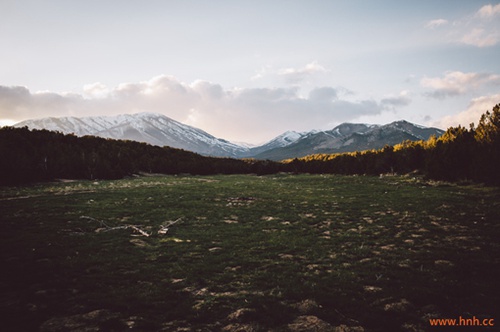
13, 113, 443, 160
0, 127, 276, 186
3, 103, 499, 186
254, 121, 444, 160
14, 113, 248, 158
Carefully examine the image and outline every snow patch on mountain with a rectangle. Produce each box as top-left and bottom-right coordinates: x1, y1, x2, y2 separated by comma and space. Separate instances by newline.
12, 113, 444, 160
14, 113, 249, 158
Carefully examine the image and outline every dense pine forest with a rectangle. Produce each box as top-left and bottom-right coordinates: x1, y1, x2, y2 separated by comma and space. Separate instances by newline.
0, 130, 279, 186
1, 104, 499, 186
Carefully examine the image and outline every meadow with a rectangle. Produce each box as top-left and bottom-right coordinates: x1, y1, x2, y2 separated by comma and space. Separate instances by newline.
1, 174, 499, 331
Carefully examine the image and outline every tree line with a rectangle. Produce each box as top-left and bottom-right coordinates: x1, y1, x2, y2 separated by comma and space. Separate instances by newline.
1, 104, 499, 186
0, 128, 278, 186
282, 104, 500, 185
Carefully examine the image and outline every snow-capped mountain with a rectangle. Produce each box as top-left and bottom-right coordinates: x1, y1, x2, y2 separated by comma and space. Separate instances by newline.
13, 113, 249, 158
13, 113, 444, 160
252, 121, 444, 160
240, 131, 308, 157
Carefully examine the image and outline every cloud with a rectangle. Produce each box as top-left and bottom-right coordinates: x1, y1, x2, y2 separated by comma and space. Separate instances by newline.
460, 28, 500, 47
380, 91, 412, 109
465, 4, 500, 47
476, 3, 500, 19
190, 80, 224, 100
427, 4, 500, 47
421, 71, 500, 99
1, 75, 395, 143
83, 82, 109, 99
308, 87, 338, 102
0, 86, 30, 112
0, 85, 85, 119
278, 61, 327, 84
250, 65, 273, 81
434, 93, 500, 129
425, 19, 448, 29
250, 61, 329, 86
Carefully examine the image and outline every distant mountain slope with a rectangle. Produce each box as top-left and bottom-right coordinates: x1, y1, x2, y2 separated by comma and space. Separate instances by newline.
14, 113, 248, 158
241, 131, 308, 157
253, 121, 444, 160
13, 113, 444, 160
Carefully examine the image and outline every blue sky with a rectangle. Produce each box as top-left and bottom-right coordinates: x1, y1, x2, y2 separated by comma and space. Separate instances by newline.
1, 0, 499, 143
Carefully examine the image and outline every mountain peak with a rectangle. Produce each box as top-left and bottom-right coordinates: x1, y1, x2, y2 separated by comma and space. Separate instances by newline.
14, 113, 248, 158
327, 123, 376, 137
134, 112, 168, 119
13, 114, 444, 161
251, 120, 444, 160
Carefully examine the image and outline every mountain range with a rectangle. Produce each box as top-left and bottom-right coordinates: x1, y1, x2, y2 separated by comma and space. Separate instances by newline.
13, 113, 444, 160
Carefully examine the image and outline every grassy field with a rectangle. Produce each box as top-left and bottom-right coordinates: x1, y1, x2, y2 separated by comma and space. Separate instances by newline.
1, 174, 499, 331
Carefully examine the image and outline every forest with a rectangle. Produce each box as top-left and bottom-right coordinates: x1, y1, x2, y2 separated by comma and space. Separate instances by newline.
283, 103, 500, 185
0, 129, 279, 186
1, 104, 499, 186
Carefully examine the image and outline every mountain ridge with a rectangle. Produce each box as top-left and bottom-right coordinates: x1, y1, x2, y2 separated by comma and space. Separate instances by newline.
253, 120, 444, 160
13, 113, 444, 160
14, 112, 248, 158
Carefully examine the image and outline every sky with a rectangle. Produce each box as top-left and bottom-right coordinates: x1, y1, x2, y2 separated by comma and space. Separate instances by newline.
1, 0, 500, 144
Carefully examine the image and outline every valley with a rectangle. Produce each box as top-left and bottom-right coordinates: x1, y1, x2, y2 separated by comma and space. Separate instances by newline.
1, 174, 498, 331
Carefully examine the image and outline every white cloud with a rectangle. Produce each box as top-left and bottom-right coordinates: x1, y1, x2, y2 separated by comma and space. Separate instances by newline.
421, 71, 500, 99
427, 4, 500, 47
425, 19, 448, 29
434, 94, 500, 129
462, 3, 500, 47
250, 61, 329, 86
83, 82, 109, 99
0, 74, 395, 143
278, 61, 327, 84
190, 80, 224, 100
250, 65, 272, 81
476, 3, 500, 19
0, 85, 86, 119
460, 28, 500, 47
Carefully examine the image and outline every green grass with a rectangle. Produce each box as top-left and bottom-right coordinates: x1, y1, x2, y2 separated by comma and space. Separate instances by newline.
1, 174, 499, 331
